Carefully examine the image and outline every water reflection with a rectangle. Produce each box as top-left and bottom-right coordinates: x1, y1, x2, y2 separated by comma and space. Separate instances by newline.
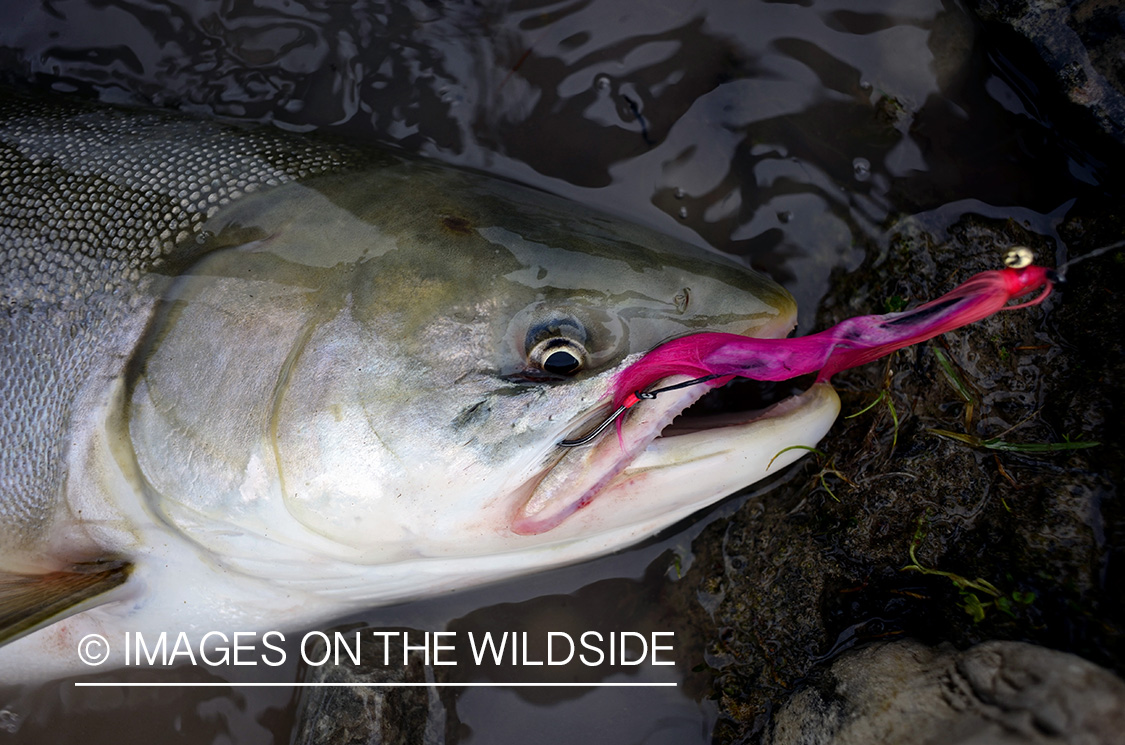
0, 0, 1031, 328
7, 2, 1101, 312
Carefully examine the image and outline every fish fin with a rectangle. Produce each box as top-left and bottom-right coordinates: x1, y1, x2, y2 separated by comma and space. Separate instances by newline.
0, 560, 132, 646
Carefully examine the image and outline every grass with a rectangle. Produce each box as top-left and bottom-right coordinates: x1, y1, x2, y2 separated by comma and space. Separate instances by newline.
902, 514, 1036, 622
845, 388, 900, 450
933, 347, 974, 429
844, 357, 901, 451
769, 445, 853, 502
928, 345, 1099, 453
928, 429, 1100, 452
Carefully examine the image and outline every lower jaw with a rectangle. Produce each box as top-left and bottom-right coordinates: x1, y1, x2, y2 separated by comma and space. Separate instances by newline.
512, 383, 841, 537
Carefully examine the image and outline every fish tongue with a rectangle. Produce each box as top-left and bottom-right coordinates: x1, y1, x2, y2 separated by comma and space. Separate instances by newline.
512, 378, 706, 535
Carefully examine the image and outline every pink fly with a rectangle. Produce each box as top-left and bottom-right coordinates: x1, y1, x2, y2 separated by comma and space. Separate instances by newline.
559, 261, 1054, 448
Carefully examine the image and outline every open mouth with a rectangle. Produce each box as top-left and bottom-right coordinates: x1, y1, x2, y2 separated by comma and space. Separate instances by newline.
660, 374, 817, 436
511, 375, 839, 535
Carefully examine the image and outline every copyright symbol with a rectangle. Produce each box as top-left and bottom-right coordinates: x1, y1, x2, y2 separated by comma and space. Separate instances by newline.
77, 634, 110, 666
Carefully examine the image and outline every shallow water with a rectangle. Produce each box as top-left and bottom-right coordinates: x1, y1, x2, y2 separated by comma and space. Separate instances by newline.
0, 0, 1118, 742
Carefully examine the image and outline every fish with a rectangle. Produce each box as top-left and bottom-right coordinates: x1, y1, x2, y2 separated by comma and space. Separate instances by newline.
0, 89, 840, 680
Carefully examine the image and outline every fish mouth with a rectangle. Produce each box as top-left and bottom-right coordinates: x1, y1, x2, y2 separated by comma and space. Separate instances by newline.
511, 378, 841, 535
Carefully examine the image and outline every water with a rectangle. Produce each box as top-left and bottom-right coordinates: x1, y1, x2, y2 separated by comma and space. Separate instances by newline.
0, 0, 1119, 742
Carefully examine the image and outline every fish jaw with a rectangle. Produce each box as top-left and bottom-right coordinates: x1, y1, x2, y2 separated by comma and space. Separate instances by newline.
511, 383, 840, 536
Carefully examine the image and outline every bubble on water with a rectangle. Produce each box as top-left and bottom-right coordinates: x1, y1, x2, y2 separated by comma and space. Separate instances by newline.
777, 210, 792, 224
673, 187, 685, 199
853, 157, 871, 182
678, 207, 688, 219
595, 75, 611, 92
860, 80, 873, 92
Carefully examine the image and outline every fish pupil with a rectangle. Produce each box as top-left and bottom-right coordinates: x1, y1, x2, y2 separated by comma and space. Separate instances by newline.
542, 349, 582, 375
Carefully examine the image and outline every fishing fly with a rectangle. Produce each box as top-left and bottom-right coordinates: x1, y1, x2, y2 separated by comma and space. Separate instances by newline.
558, 246, 1084, 448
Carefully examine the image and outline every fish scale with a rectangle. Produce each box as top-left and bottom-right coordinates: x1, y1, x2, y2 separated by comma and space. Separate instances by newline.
0, 89, 362, 549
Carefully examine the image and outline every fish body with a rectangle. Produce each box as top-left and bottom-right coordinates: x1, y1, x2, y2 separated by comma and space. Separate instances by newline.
0, 90, 839, 679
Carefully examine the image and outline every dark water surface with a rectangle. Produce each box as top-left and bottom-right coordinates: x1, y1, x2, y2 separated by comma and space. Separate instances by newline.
0, 0, 1120, 743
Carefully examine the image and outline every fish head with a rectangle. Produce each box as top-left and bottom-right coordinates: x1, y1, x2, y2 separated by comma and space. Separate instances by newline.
127, 157, 839, 587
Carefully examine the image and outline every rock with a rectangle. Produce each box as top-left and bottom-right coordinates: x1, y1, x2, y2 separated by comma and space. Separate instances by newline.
292, 626, 451, 745
767, 639, 1125, 745
965, 0, 1125, 144
690, 212, 1125, 743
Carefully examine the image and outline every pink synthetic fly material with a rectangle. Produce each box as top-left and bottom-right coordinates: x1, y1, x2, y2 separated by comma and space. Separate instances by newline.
612, 265, 1054, 411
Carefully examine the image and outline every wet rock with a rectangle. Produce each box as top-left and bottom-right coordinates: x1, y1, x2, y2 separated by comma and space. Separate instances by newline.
293, 626, 452, 745
965, 0, 1125, 144
690, 210, 1125, 743
767, 639, 1125, 745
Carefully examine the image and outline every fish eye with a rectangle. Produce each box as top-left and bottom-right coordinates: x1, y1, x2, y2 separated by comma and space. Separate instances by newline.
529, 337, 586, 376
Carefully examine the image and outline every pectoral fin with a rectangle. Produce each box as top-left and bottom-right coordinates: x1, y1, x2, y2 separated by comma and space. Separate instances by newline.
0, 561, 132, 646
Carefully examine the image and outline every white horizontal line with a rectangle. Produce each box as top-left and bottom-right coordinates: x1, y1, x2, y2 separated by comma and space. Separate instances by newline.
75, 681, 677, 688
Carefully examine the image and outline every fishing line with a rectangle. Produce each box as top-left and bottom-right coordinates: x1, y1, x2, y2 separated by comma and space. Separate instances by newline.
557, 374, 726, 447
1054, 239, 1125, 282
